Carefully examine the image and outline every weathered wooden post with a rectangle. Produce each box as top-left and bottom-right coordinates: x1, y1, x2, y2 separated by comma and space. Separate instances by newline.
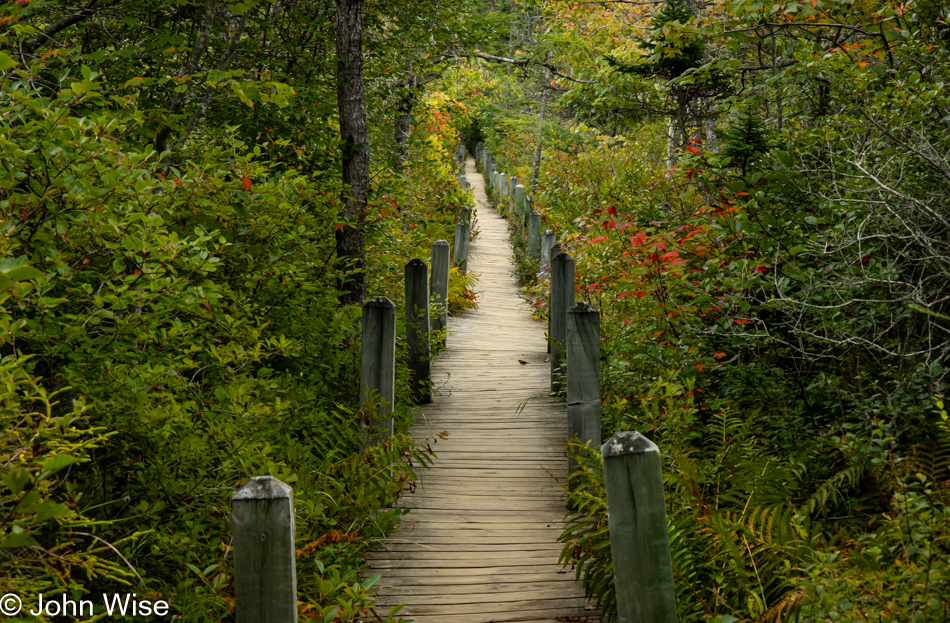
405, 259, 431, 404
360, 296, 396, 440
430, 240, 450, 349
528, 210, 542, 255
550, 252, 575, 392
540, 230, 556, 277
523, 195, 534, 232
567, 302, 601, 487
499, 173, 508, 208
452, 210, 470, 274
514, 184, 526, 222
602, 431, 678, 623
508, 176, 518, 217
232, 476, 297, 623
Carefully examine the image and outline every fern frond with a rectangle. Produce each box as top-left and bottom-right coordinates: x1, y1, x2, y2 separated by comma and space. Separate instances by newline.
798, 458, 869, 520
758, 588, 805, 623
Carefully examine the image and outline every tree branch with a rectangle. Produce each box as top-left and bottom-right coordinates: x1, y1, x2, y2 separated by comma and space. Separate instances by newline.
18, 0, 105, 57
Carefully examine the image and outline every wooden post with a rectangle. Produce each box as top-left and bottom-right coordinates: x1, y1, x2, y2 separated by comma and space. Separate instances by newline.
523, 195, 533, 231
550, 252, 575, 393
360, 296, 396, 440
567, 302, 601, 486
508, 176, 518, 217
405, 259, 431, 404
232, 476, 297, 623
545, 237, 563, 354
453, 217, 470, 274
602, 431, 678, 623
514, 184, 526, 221
540, 230, 555, 277
499, 173, 508, 207
528, 210, 542, 255
430, 240, 450, 349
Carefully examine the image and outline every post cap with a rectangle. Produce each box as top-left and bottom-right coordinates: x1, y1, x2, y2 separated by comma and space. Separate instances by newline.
569, 302, 598, 314
364, 296, 395, 309
601, 430, 659, 458
232, 475, 293, 501
432, 239, 449, 248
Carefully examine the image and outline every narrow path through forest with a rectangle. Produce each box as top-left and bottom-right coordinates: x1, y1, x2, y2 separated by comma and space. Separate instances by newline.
368, 156, 596, 623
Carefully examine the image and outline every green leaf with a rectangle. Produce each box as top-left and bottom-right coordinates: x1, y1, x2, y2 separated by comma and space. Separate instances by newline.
2, 265, 44, 281
2, 468, 30, 495
0, 52, 17, 71
41, 454, 80, 475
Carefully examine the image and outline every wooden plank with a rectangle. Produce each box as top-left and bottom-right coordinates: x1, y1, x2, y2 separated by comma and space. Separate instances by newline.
388, 597, 591, 615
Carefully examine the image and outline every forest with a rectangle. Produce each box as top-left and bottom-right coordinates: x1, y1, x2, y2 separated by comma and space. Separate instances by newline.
2, 0, 949, 621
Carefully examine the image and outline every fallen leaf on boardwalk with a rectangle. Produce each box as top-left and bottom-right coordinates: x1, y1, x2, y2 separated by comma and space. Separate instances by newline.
518, 359, 528, 365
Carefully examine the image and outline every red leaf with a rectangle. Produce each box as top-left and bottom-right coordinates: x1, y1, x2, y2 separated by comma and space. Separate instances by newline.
241, 176, 252, 191
607, 206, 617, 216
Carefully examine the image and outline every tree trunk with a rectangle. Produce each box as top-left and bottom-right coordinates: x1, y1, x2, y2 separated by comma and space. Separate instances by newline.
155, 0, 216, 156
393, 97, 412, 170
531, 64, 550, 196
335, 0, 369, 305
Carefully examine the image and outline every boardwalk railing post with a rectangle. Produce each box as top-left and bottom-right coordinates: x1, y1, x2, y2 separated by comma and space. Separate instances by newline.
430, 240, 450, 349
540, 230, 555, 278
499, 173, 508, 212
452, 211, 470, 274
602, 431, 679, 623
232, 476, 297, 623
508, 176, 518, 217
528, 210, 542, 255
566, 302, 601, 488
515, 184, 526, 223
550, 252, 575, 393
360, 296, 396, 440
405, 259, 432, 404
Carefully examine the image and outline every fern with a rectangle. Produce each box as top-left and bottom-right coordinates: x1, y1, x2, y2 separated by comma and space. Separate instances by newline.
559, 440, 618, 621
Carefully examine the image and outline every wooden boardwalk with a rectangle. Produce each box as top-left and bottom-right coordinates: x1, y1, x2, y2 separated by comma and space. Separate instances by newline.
369, 157, 595, 623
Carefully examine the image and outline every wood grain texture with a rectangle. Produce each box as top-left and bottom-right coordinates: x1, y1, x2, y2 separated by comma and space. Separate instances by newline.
368, 155, 598, 623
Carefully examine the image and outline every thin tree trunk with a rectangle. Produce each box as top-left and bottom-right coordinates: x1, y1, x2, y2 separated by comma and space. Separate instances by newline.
335, 0, 369, 305
179, 12, 249, 149
394, 64, 414, 171
394, 97, 412, 170
155, 0, 216, 156
531, 64, 550, 196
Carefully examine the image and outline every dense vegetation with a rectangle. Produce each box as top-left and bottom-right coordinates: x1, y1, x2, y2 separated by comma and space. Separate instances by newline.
3, 0, 950, 621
